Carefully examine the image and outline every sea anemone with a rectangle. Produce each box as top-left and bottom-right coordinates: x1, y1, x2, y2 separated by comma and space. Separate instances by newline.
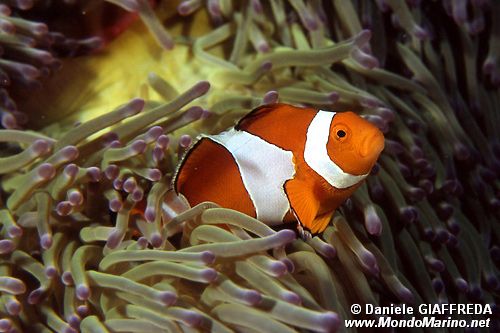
0, 0, 498, 332
0, 1, 105, 129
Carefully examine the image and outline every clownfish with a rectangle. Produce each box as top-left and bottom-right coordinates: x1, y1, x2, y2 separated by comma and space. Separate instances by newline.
174, 103, 384, 238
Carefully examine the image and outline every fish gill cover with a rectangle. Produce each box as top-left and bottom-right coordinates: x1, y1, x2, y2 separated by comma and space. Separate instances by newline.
0, 0, 498, 332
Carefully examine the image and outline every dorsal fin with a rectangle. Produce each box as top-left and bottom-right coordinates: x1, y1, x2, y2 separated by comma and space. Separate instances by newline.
235, 103, 286, 131
235, 103, 317, 155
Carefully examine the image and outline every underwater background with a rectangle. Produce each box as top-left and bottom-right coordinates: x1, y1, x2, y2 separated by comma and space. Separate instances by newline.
0, 0, 498, 332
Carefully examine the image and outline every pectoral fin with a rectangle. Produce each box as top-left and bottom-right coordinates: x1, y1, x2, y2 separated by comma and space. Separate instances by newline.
310, 212, 333, 234
284, 179, 319, 232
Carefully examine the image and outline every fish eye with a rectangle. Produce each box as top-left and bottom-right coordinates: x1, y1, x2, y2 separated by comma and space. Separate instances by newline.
335, 129, 348, 141
332, 124, 349, 142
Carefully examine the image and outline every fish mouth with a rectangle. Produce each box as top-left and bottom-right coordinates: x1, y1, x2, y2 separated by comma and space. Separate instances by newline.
360, 132, 385, 158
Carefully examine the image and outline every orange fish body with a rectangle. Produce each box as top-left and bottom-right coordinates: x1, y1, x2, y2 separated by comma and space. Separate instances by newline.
174, 104, 384, 237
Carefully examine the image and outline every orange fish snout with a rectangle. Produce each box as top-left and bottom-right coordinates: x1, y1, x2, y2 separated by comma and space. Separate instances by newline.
328, 111, 385, 176
359, 130, 385, 160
